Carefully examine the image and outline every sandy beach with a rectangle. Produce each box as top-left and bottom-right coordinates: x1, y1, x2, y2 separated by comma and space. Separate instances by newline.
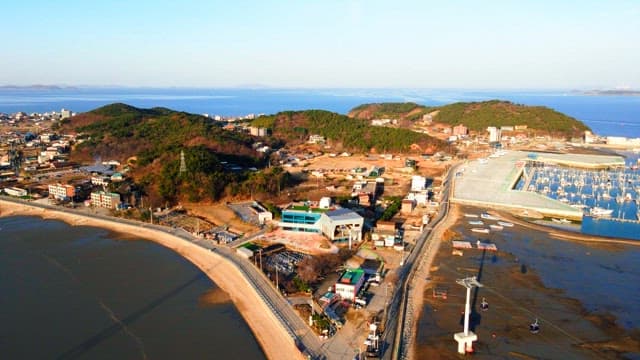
410, 204, 640, 359
0, 200, 303, 360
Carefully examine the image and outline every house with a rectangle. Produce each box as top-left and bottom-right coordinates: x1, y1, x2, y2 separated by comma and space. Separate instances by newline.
249, 127, 269, 137
452, 124, 468, 136
411, 175, 426, 192
250, 202, 273, 224
401, 199, 415, 214
358, 193, 371, 207
335, 268, 365, 302
308, 134, 325, 144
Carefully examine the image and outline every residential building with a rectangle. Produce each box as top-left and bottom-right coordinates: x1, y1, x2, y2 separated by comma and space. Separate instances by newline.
487, 127, 502, 143
3, 187, 27, 197
401, 199, 415, 214
91, 176, 110, 186
308, 134, 326, 144
411, 175, 426, 192
452, 124, 468, 136
48, 183, 76, 200
584, 131, 596, 144
249, 127, 269, 137
60, 109, 72, 120
90, 191, 121, 209
335, 268, 365, 302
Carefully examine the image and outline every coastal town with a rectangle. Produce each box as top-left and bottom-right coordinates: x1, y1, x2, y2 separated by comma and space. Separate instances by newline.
2, 104, 640, 360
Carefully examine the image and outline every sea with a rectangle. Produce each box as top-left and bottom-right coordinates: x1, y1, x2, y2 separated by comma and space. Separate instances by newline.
1, 87, 640, 356
0, 216, 265, 359
1, 87, 639, 138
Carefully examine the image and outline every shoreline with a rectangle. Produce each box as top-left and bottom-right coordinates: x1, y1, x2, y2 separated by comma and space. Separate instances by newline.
0, 200, 303, 360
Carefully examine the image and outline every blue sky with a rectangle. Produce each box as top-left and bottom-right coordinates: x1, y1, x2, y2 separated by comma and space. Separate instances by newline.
2, 0, 638, 89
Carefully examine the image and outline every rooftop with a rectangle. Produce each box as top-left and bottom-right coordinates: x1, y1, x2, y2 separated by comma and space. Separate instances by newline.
338, 268, 365, 285
325, 208, 363, 221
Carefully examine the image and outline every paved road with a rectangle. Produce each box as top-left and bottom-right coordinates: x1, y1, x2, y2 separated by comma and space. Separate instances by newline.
379, 164, 459, 360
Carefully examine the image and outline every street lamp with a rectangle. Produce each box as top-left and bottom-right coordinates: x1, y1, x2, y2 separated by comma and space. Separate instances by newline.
453, 276, 483, 354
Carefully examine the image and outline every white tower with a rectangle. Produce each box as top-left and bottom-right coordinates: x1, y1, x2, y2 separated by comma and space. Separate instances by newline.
179, 150, 187, 174
454, 276, 483, 354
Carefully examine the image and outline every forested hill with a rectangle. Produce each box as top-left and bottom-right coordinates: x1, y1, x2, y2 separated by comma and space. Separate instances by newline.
250, 110, 447, 153
62, 103, 257, 165
349, 102, 433, 121
349, 101, 590, 137
61, 103, 289, 203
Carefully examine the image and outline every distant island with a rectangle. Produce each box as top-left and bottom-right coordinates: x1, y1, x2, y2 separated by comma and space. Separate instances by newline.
581, 89, 640, 96
0, 84, 75, 90
349, 100, 590, 137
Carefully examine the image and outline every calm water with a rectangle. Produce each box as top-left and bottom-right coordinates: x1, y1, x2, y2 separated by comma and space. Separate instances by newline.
0, 216, 265, 359
456, 221, 640, 331
1, 88, 639, 138
497, 227, 640, 331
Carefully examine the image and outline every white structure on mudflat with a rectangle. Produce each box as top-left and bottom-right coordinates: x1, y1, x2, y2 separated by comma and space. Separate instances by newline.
454, 277, 483, 354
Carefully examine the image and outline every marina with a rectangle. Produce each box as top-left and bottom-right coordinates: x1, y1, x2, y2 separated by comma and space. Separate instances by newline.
515, 153, 640, 222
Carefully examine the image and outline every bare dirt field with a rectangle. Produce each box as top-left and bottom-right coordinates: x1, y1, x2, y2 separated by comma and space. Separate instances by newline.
182, 202, 259, 235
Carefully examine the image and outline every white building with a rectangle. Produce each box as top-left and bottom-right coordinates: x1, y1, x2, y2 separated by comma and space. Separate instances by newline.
90, 191, 121, 209
319, 197, 332, 209
321, 208, 364, 242
3, 187, 28, 197
606, 136, 640, 146
60, 109, 72, 120
48, 184, 75, 200
91, 176, 110, 186
334, 268, 365, 302
308, 134, 326, 144
487, 126, 502, 143
279, 207, 363, 242
411, 175, 426, 192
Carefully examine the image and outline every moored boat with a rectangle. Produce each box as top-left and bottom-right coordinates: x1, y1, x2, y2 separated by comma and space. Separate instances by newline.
590, 207, 613, 217
468, 220, 484, 225
480, 213, 499, 220
497, 221, 514, 227
471, 228, 490, 234
489, 224, 504, 231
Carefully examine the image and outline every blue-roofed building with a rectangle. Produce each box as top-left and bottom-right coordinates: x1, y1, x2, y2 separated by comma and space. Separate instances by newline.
279, 209, 323, 234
